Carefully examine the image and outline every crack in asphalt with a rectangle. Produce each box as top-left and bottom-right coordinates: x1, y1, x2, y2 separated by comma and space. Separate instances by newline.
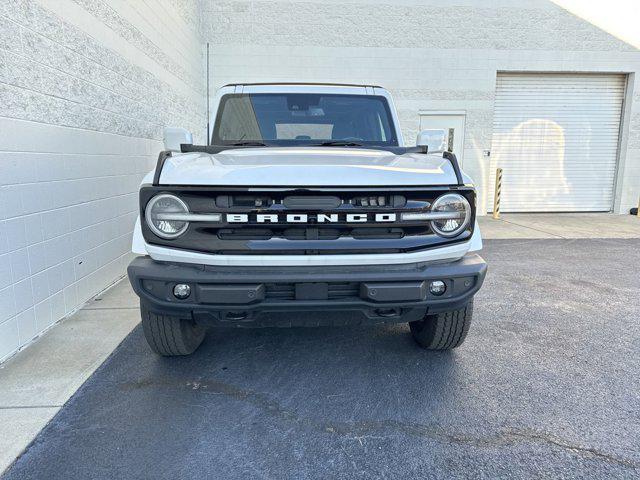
322, 421, 639, 469
119, 377, 639, 470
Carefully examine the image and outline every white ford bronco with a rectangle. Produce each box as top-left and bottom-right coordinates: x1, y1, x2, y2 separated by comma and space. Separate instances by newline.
128, 83, 486, 356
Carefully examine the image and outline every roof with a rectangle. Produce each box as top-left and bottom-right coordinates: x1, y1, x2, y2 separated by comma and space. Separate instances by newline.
222, 82, 384, 89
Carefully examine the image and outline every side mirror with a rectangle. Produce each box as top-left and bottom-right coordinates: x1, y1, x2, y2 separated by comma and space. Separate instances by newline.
163, 127, 193, 152
416, 129, 447, 154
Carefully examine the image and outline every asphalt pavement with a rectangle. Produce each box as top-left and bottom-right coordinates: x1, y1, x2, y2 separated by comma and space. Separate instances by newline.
3, 239, 640, 479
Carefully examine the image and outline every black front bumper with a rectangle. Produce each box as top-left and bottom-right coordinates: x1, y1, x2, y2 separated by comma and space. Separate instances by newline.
128, 255, 487, 327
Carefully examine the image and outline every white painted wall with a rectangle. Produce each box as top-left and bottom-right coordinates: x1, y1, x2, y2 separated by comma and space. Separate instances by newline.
0, 0, 205, 361
200, 0, 640, 216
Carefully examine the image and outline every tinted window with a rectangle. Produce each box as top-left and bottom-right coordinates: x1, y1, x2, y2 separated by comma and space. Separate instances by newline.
212, 93, 398, 146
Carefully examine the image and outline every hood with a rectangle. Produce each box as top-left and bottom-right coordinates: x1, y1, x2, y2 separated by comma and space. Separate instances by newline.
157, 147, 463, 187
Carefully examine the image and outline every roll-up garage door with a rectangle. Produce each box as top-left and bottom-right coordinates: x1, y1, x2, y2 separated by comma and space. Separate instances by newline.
488, 73, 626, 212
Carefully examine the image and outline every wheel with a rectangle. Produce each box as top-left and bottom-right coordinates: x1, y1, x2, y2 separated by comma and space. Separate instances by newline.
140, 304, 205, 356
409, 301, 473, 350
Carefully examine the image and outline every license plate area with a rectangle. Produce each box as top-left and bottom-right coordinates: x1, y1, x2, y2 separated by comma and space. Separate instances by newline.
295, 283, 329, 300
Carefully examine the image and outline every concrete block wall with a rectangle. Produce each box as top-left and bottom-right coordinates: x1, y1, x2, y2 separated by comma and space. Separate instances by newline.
0, 0, 205, 361
200, 0, 640, 215
617, 74, 640, 211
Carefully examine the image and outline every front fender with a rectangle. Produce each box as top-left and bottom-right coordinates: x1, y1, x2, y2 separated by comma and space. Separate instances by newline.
132, 216, 147, 255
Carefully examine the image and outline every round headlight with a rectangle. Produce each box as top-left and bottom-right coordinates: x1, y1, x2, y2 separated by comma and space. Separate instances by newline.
430, 193, 471, 237
145, 194, 189, 239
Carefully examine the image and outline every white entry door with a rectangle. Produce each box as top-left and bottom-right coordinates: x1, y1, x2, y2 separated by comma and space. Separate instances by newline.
488, 73, 626, 212
419, 113, 466, 164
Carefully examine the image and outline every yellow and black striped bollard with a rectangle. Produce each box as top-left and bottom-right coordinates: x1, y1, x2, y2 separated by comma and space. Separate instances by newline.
492, 168, 503, 220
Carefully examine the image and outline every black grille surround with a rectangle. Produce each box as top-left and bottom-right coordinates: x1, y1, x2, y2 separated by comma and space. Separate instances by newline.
140, 185, 476, 255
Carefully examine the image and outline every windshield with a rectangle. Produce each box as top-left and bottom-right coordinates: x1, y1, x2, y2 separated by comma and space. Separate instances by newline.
211, 93, 398, 147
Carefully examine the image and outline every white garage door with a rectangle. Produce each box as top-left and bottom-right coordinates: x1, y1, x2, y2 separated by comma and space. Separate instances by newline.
488, 73, 626, 212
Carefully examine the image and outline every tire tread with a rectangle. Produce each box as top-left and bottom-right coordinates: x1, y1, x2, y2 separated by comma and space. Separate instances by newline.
140, 304, 205, 356
410, 301, 473, 350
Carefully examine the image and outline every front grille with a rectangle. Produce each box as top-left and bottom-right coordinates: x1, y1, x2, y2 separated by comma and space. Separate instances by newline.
140, 187, 475, 255
217, 228, 273, 240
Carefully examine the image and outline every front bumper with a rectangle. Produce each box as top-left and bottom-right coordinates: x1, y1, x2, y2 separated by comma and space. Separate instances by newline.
127, 254, 487, 327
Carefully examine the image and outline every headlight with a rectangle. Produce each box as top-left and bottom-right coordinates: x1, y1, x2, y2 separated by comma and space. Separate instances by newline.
429, 193, 471, 237
145, 194, 190, 239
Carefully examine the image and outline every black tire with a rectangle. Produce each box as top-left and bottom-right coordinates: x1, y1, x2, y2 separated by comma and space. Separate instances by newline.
409, 301, 473, 350
140, 304, 205, 356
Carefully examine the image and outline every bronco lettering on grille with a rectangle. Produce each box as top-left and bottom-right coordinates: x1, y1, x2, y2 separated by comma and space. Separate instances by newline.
227, 213, 397, 223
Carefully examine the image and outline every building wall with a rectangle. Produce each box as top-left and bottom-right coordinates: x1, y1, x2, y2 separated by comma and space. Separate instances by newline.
200, 0, 640, 215
0, 0, 205, 361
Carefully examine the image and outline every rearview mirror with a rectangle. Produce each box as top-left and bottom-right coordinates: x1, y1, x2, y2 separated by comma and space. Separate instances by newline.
416, 129, 447, 154
163, 127, 193, 152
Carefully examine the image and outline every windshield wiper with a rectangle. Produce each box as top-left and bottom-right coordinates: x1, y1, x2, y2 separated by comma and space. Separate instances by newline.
314, 140, 364, 147
228, 141, 270, 147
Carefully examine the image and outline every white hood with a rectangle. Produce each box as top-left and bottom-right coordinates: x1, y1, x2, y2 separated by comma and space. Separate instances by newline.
157, 147, 465, 186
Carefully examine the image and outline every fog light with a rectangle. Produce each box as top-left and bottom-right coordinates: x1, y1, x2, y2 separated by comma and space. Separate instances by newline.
429, 280, 446, 296
173, 284, 191, 299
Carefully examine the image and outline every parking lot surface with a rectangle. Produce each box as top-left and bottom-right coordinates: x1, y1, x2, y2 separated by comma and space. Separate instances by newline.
3, 239, 639, 479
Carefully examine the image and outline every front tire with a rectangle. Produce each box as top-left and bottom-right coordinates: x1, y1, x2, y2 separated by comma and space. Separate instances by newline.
409, 301, 473, 350
140, 304, 205, 356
